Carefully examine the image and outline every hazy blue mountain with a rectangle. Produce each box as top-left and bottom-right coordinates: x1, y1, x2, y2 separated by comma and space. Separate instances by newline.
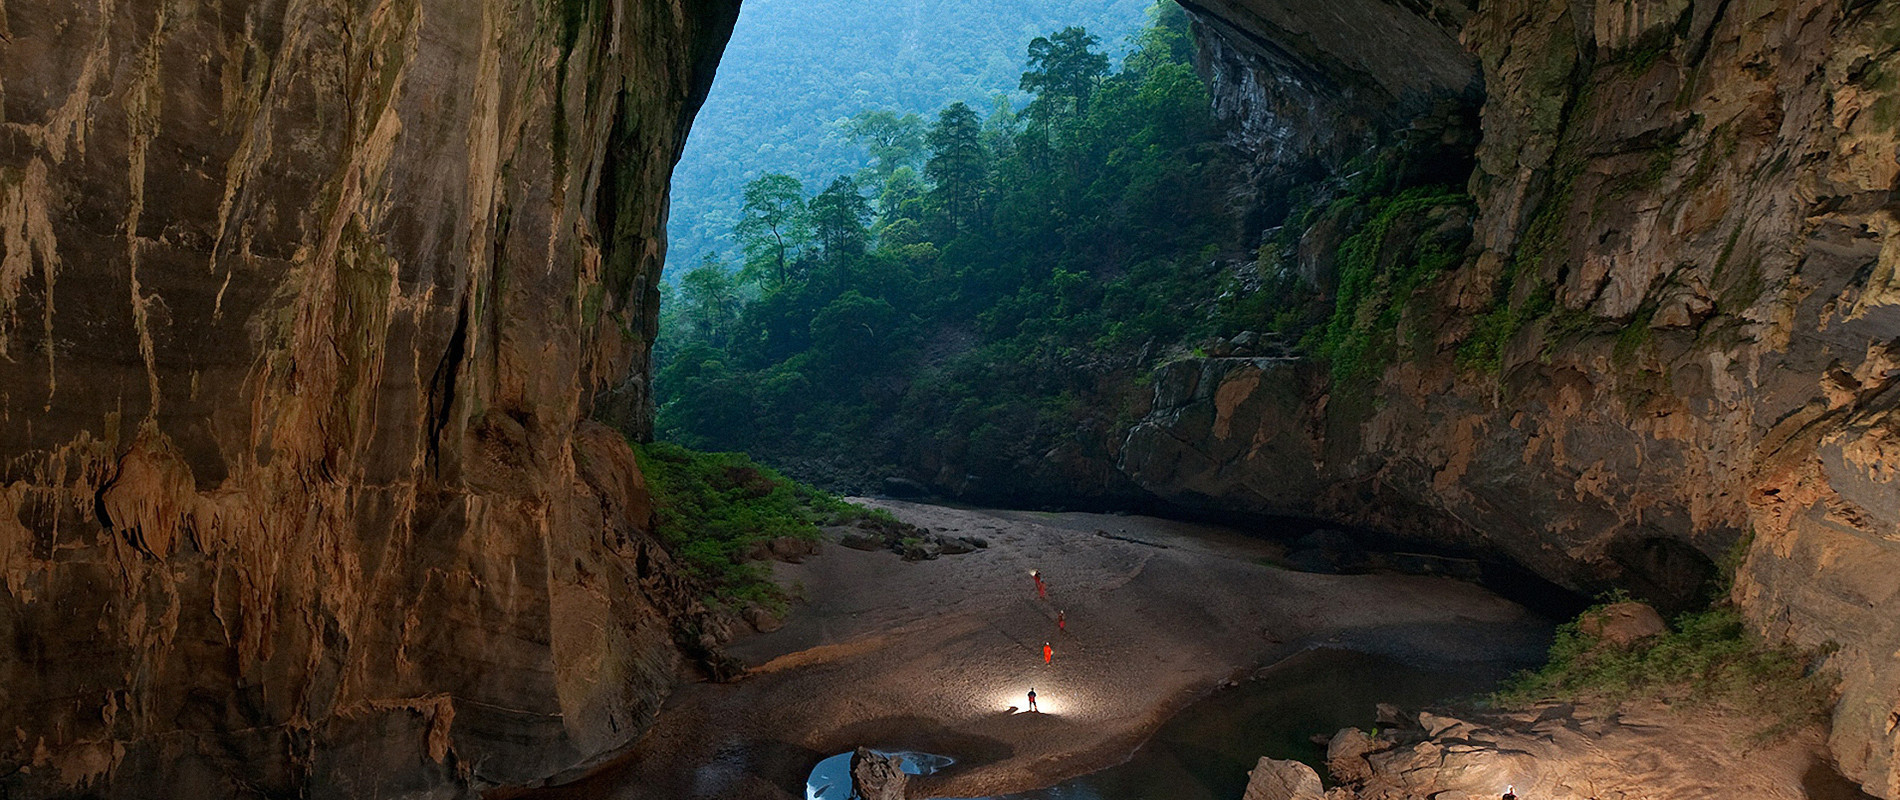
665, 0, 1153, 277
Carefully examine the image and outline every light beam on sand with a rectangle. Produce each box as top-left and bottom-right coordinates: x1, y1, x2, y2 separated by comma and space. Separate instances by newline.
989, 679, 1098, 717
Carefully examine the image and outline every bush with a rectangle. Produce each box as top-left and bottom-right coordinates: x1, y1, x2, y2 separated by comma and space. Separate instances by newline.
636, 441, 878, 609
1495, 601, 1832, 740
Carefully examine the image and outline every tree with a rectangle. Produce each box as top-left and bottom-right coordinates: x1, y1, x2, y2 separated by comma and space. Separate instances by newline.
876, 166, 928, 227
843, 110, 927, 179
734, 173, 811, 286
678, 253, 742, 347
809, 176, 873, 266
925, 102, 988, 236
1020, 27, 1109, 129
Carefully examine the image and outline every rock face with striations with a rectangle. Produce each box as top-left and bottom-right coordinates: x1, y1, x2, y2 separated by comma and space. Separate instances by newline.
0, 0, 738, 796
1138, 1, 1900, 795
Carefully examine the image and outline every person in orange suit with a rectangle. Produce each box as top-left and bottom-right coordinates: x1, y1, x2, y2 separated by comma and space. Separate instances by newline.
1043, 641, 1054, 664
1056, 610, 1066, 632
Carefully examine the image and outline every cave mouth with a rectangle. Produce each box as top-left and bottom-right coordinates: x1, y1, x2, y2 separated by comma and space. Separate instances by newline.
1605, 534, 1720, 617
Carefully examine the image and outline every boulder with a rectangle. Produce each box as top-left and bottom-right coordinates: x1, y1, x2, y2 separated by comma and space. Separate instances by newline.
1417, 711, 1473, 739
745, 605, 783, 634
1578, 601, 1667, 648
849, 747, 907, 800
1242, 757, 1325, 800
900, 539, 941, 561
936, 535, 976, 555
839, 532, 885, 551
1326, 728, 1376, 784
769, 535, 819, 562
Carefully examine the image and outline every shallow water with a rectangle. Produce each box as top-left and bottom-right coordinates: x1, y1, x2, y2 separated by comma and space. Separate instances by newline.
971, 647, 1525, 800
807, 750, 955, 799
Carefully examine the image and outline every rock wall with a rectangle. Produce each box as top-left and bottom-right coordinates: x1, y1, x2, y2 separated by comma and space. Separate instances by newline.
0, 0, 738, 796
1180, 0, 1482, 228
1159, 0, 1900, 795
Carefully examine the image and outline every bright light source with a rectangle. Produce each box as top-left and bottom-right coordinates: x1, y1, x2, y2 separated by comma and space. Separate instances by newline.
993, 687, 1060, 716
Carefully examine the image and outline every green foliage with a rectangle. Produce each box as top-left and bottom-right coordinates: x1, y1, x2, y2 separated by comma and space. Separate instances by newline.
655, 7, 1239, 477
666, 0, 1152, 273
1316, 187, 1472, 385
844, 110, 928, 179
1456, 149, 1583, 374
1021, 27, 1111, 129
1496, 602, 1832, 740
735, 173, 813, 287
636, 441, 867, 608
925, 102, 990, 236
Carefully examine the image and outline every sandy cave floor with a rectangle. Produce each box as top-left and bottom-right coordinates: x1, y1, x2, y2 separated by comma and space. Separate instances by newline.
527, 500, 1554, 799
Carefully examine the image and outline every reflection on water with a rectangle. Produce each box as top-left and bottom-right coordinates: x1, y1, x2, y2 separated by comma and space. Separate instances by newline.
977, 648, 1526, 800
807, 750, 956, 799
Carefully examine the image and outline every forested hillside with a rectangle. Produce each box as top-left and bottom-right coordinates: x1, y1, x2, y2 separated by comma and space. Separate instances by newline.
655, 7, 1238, 489
654, 3, 1478, 500
666, 0, 1151, 275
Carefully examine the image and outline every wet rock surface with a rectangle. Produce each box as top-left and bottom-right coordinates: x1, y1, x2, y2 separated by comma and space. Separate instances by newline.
0, 0, 740, 796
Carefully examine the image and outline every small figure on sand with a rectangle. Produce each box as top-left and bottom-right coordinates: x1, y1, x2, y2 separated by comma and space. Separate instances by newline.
1502, 786, 1516, 800
1032, 570, 1048, 600
1043, 641, 1054, 665
1027, 687, 1038, 712
1056, 609, 1066, 632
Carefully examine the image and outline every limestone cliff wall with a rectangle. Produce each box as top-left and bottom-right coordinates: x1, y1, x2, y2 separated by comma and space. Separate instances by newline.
1153, 0, 1900, 795
0, 0, 738, 796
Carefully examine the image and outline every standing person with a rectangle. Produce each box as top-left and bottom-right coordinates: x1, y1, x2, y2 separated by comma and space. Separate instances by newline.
1043, 641, 1054, 665
1027, 688, 1038, 712
1031, 570, 1047, 600
1056, 610, 1066, 632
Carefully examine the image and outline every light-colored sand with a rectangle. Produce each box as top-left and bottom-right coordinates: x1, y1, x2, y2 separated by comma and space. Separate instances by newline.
531, 501, 1552, 799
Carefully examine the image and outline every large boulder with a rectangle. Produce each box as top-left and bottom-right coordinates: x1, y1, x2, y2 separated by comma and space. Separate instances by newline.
849, 747, 907, 800
1578, 601, 1668, 648
1243, 757, 1325, 800
1326, 727, 1377, 784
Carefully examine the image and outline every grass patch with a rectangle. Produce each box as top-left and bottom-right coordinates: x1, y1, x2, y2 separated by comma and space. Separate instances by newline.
636, 440, 878, 610
1495, 600, 1833, 740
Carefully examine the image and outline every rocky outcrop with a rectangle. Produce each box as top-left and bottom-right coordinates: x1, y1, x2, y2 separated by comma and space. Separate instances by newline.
848, 747, 907, 800
1241, 757, 1325, 800
1159, 0, 1900, 795
1577, 601, 1667, 647
1181, 0, 1483, 227
0, 0, 738, 796
1319, 704, 1857, 800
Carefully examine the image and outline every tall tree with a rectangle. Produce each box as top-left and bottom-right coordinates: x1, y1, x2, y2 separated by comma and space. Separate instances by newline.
925, 102, 989, 235
877, 166, 928, 227
678, 253, 743, 347
809, 176, 873, 265
1019, 27, 1109, 129
844, 110, 928, 179
734, 173, 811, 286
